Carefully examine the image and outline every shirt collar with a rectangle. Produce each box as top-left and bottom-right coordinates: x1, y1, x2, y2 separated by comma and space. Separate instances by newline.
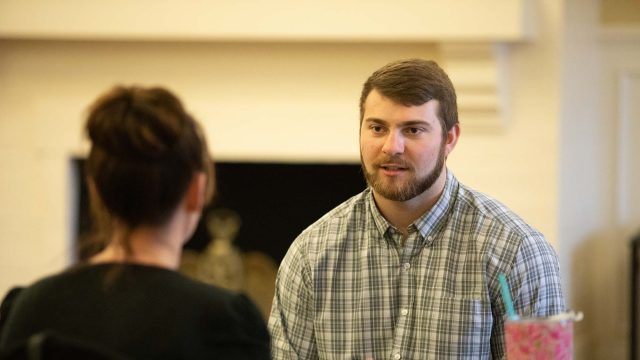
368, 189, 391, 238
367, 169, 458, 245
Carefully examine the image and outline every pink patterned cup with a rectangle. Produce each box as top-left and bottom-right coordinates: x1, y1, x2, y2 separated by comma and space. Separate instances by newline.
505, 317, 574, 359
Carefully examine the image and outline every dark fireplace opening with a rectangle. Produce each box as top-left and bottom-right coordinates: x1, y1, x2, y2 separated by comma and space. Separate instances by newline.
73, 158, 366, 263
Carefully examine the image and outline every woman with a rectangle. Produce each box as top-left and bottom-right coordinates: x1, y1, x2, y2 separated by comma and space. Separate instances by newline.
0, 86, 270, 359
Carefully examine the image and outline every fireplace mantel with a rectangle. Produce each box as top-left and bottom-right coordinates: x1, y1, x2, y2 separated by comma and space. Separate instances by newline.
0, 0, 533, 42
0, 0, 534, 130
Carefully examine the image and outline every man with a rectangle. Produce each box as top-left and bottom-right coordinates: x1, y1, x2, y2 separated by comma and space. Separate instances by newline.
269, 59, 565, 359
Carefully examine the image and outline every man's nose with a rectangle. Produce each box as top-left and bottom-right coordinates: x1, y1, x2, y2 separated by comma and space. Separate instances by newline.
382, 131, 404, 156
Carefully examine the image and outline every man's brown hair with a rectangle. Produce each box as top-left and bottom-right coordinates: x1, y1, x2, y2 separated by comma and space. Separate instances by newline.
359, 58, 459, 133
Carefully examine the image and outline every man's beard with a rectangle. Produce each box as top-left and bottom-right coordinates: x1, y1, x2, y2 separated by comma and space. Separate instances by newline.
361, 142, 446, 202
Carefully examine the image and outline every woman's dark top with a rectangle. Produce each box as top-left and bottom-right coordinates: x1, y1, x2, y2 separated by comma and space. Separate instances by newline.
0, 263, 270, 359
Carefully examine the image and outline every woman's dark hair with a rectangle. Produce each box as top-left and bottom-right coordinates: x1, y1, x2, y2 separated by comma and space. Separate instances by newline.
359, 58, 459, 134
84, 86, 214, 244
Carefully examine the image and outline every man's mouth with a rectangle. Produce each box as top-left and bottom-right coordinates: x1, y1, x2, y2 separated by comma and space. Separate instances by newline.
380, 164, 407, 170
377, 163, 410, 176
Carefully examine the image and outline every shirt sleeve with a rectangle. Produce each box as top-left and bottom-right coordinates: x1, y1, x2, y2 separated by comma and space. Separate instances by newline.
511, 233, 566, 316
268, 237, 318, 360
489, 231, 566, 357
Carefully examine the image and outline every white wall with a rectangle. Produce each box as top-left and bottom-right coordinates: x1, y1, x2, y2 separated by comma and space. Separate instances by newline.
450, 0, 562, 244
0, 0, 564, 332
560, 0, 640, 358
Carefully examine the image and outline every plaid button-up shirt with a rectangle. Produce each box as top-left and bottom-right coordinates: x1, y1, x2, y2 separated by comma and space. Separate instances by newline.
269, 170, 565, 359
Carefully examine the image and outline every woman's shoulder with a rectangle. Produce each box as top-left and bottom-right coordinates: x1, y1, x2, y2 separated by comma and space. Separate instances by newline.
2, 267, 89, 305
0, 287, 25, 341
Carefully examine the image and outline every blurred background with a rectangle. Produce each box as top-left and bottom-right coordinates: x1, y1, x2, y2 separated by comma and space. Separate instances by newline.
1, 0, 639, 358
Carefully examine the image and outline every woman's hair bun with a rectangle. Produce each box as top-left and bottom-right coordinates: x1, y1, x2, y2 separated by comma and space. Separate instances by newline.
86, 86, 189, 161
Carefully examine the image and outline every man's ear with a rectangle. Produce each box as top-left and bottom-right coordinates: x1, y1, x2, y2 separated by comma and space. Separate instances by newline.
444, 123, 460, 157
185, 172, 207, 213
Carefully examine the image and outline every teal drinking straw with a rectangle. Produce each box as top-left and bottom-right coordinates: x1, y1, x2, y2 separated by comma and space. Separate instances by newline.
498, 273, 519, 320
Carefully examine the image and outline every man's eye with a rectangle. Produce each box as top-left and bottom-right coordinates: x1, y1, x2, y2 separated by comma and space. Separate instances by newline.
406, 127, 422, 135
370, 125, 384, 133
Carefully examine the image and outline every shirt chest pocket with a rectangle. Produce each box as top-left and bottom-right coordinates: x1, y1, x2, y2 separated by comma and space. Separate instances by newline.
417, 296, 493, 357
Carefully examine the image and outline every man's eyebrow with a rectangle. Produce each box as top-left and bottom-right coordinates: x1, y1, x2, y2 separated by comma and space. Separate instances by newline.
364, 118, 433, 129
363, 117, 387, 125
401, 120, 433, 129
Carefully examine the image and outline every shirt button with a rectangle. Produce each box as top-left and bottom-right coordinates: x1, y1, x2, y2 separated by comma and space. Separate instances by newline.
403, 263, 411, 270
393, 354, 401, 360
401, 308, 409, 316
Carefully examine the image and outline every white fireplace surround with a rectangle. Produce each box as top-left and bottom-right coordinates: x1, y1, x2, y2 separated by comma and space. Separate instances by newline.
0, 0, 534, 131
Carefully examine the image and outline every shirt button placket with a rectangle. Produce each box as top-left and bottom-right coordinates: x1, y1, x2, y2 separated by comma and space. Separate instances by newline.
391, 231, 414, 360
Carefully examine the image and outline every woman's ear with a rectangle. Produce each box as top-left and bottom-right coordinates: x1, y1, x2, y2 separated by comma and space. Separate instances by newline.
185, 172, 207, 213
